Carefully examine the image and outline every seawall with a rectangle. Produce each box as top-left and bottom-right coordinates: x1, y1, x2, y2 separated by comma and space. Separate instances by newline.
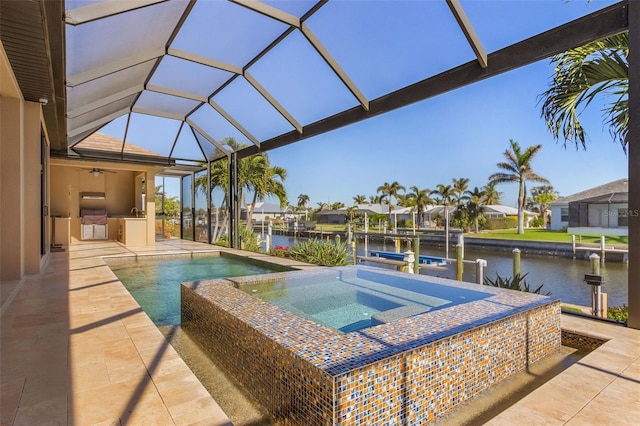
267, 228, 629, 262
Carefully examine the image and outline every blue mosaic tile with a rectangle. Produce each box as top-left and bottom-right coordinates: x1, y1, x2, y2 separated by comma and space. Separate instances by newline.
181, 265, 561, 425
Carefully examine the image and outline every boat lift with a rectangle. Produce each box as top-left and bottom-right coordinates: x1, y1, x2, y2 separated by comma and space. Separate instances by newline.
368, 250, 446, 266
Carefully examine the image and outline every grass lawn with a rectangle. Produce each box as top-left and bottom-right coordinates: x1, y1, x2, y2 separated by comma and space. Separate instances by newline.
271, 222, 629, 246
468, 229, 628, 246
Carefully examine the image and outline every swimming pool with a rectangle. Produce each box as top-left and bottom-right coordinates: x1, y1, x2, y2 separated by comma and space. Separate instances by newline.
182, 266, 561, 425
106, 253, 290, 326
240, 268, 491, 332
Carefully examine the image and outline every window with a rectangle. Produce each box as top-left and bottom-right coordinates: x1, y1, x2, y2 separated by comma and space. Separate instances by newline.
560, 207, 569, 222
618, 209, 629, 227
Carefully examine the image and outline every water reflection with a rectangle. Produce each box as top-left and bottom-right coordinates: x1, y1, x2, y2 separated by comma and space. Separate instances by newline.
270, 235, 628, 307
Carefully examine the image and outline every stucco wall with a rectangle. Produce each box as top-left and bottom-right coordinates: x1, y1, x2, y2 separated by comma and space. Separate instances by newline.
1, 45, 47, 279
550, 204, 567, 231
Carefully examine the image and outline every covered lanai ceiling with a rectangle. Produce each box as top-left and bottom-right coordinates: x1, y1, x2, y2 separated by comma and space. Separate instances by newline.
1, 0, 630, 165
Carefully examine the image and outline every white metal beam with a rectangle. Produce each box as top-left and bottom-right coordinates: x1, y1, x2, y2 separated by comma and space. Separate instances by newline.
301, 22, 369, 111
244, 71, 302, 133
208, 100, 260, 147
67, 107, 130, 138
186, 118, 230, 154
67, 84, 143, 119
230, 0, 300, 27
167, 47, 243, 75
65, 0, 168, 25
146, 84, 208, 102
131, 107, 184, 121
66, 50, 164, 87
446, 0, 488, 68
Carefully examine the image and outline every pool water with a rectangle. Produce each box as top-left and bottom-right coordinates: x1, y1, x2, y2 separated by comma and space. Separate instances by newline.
107, 254, 286, 326
240, 268, 492, 332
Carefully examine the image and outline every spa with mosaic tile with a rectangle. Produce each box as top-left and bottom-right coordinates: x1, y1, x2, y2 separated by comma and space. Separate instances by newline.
181, 266, 561, 425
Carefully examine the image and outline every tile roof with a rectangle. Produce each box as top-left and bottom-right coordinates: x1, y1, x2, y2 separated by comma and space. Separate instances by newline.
552, 178, 628, 204
73, 132, 163, 157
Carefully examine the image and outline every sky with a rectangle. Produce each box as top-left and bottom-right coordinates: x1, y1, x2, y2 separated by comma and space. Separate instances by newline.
97, 0, 627, 209
266, 59, 628, 209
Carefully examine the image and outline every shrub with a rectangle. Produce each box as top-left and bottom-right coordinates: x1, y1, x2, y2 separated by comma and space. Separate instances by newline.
607, 304, 629, 322
215, 226, 263, 251
271, 245, 290, 257
484, 216, 518, 230
529, 216, 545, 228
155, 220, 177, 239
215, 234, 229, 247
484, 272, 550, 295
239, 225, 264, 252
432, 213, 444, 227
287, 239, 350, 266
451, 208, 472, 232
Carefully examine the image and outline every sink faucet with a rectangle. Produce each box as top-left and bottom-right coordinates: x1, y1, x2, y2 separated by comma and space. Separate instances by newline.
131, 207, 138, 217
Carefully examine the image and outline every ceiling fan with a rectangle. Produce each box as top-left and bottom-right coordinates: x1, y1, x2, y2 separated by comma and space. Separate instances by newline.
77, 168, 116, 177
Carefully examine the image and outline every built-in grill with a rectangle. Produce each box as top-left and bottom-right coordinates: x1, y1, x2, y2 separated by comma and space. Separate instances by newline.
80, 209, 108, 240
80, 209, 107, 225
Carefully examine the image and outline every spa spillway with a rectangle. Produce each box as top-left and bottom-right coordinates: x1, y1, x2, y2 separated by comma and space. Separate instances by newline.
181, 266, 560, 425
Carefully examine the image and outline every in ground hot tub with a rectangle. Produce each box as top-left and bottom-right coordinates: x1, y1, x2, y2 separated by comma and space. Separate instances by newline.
181, 266, 560, 425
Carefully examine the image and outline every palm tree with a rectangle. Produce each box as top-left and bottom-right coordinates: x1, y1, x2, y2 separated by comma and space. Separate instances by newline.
388, 181, 406, 209
297, 193, 310, 221
194, 137, 288, 242
539, 33, 628, 152
345, 205, 360, 222
244, 155, 287, 225
464, 187, 486, 232
297, 194, 310, 209
431, 184, 455, 221
376, 182, 392, 205
377, 181, 405, 223
195, 138, 242, 242
315, 202, 328, 212
481, 182, 502, 205
406, 186, 433, 228
331, 201, 345, 210
353, 194, 366, 204
431, 184, 456, 257
395, 193, 411, 208
527, 185, 559, 227
369, 195, 382, 204
452, 177, 470, 206
488, 139, 550, 234
432, 184, 455, 205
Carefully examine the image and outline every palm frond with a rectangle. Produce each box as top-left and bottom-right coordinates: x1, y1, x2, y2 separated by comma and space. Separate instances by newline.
539, 33, 628, 151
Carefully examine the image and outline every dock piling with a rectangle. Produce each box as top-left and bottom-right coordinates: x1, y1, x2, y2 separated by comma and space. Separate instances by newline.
456, 244, 463, 281
512, 248, 521, 277
475, 259, 487, 284
413, 238, 420, 275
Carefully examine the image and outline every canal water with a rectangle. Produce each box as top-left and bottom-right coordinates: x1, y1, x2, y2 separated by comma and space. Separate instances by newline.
269, 235, 629, 308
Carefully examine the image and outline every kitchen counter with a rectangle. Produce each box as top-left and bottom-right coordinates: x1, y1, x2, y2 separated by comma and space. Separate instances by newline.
116, 217, 147, 246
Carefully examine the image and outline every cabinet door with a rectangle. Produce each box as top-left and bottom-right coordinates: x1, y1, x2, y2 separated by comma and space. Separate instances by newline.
82, 224, 93, 240
93, 225, 107, 239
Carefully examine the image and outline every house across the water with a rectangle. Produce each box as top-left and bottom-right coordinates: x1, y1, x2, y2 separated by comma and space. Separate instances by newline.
549, 178, 629, 236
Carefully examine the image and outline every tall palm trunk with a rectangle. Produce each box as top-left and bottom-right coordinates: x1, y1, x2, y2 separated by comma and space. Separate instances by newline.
212, 207, 221, 242
246, 191, 259, 226
517, 179, 525, 234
